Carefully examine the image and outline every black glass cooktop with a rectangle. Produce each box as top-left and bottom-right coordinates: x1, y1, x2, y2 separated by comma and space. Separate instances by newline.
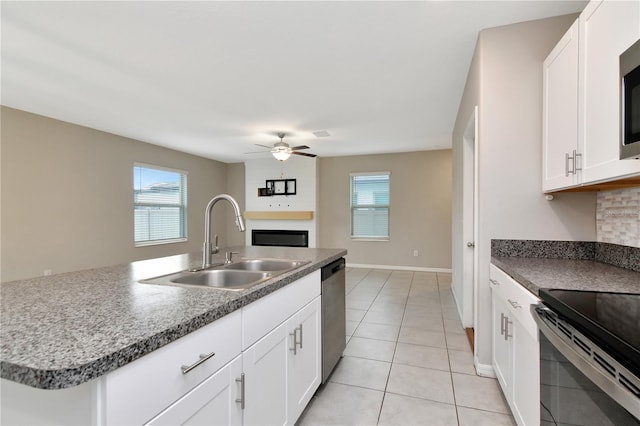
539, 289, 640, 378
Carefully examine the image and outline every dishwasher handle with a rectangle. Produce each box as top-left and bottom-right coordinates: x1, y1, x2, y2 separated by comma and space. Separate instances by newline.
322, 258, 345, 281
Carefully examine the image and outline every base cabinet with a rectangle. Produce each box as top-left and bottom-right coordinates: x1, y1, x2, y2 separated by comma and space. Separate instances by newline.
243, 296, 322, 426
146, 355, 243, 426
287, 297, 322, 423
243, 319, 289, 426
490, 265, 540, 426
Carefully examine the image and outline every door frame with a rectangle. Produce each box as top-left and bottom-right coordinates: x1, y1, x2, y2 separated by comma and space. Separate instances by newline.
461, 106, 479, 332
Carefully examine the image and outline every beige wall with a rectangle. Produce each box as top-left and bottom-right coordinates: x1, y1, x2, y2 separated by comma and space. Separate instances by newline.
1, 107, 239, 282
452, 15, 597, 369
318, 151, 452, 270
224, 162, 246, 247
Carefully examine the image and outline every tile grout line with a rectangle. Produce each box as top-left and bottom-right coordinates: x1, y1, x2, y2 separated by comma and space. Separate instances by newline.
437, 272, 462, 426
376, 270, 413, 426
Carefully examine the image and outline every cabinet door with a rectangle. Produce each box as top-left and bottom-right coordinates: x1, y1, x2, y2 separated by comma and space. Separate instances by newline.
287, 297, 321, 423
543, 19, 580, 192
512, 321, 540, 426
243, 321, 289, 426
492, 292, 513, 396
580, 0, 640, 183
146, 355, 243, 426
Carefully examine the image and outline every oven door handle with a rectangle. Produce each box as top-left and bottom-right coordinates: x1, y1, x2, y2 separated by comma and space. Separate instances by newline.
531, 304, 640, 420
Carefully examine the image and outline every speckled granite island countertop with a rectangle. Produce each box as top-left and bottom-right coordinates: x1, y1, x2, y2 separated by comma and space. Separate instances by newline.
0, 246, 346, 390
492, 257, 640, 296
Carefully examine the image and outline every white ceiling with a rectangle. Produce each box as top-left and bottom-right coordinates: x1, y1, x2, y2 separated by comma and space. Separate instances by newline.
1, 1, 587, 163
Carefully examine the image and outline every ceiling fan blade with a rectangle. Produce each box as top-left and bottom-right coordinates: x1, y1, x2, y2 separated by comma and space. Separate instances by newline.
254, 144, 272, 149
292, 151, 317, 158
290, 145, 310, 151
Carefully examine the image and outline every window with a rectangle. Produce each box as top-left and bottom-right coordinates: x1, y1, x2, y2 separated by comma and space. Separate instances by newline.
134, 164, 187, 246
350, 172, 390, 240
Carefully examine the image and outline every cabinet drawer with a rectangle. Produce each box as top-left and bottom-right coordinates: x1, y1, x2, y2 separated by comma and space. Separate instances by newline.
490, 264, 539, 340
104, 309, 242, 425
242, 270, 320, 350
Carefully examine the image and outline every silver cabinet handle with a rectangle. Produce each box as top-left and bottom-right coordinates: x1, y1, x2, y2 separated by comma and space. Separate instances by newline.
574, 150, 582, 172
298, 324, 303, 349
290, 329, 298, 355
489, 278, 500, 287
235, 373, 245, 409
466, 242, 475, 248
290, 324, 303, 354
500, 313, 506, 336
181, 351, 215, 374
508, 299, 522, 309
504, 317, 513, 341
565, 152, 571, 176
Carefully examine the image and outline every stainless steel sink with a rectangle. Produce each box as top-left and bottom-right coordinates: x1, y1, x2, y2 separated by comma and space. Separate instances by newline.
140, 269, 272, 291
139, 258, 309, 291
224, 259, 309, 272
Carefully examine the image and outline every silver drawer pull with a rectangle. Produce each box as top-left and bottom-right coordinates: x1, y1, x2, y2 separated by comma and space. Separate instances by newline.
489, 279, 500, 286
508, 299, 522, 309
235, 373, 245, 409
181, 351, 216, 374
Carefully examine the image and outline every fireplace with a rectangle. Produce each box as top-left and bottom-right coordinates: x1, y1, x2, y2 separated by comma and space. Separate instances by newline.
251, 229, 309, 248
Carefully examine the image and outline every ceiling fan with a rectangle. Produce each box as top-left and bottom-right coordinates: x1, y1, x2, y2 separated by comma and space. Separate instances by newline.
247, 133, 317, 161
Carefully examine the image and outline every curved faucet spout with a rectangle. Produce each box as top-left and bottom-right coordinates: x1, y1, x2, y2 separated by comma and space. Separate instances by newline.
202, 194, 245, 269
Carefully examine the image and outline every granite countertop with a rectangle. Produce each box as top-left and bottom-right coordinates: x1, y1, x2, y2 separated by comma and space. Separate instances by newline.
492, 256, 640, 296
0, 246, 346, 390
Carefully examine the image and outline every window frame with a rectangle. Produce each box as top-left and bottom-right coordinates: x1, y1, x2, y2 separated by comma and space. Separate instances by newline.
349, 171, 391, 241
133, 162, 188, 247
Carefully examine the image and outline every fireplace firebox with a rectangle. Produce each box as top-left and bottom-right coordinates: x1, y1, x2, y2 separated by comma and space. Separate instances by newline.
251, 230, 309, 248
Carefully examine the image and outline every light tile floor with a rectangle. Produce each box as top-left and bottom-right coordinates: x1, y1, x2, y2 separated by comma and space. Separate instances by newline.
298, 268, 515, 426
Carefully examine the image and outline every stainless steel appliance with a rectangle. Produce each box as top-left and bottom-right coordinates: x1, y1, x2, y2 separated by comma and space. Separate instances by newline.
621, 39, 640, 160
321, 258, 346, 383
532, 289, 640, 425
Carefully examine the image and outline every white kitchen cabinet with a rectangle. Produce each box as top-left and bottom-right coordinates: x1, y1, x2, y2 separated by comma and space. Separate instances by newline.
542, 19, 580, 192
543, 0, 640, 192
580, 0, 640, 184
491, 291, 513, 393
146, 355, 243, 426
490, 264, 540, 426
105, 309, 243, 426
242, 319, 290, 426
243, 296, 322, 426
287, 297, 321, 423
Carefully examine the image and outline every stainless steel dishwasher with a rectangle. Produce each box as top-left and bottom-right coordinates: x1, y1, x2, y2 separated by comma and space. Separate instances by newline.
321, 257, 346, 383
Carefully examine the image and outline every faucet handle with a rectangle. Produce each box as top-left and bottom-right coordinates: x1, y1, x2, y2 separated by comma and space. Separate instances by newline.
225, 251, 240, 264
212, 235, 219, 254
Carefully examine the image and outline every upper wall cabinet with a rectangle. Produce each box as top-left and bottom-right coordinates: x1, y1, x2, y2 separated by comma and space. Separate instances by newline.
543, 0, 640, 193
543, 19, 580, 192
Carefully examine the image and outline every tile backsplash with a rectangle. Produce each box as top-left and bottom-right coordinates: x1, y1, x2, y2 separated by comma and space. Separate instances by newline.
596, 187, 640, 248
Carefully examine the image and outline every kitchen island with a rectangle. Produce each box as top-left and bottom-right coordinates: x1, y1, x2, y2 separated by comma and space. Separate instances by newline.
1, 246, 346, 425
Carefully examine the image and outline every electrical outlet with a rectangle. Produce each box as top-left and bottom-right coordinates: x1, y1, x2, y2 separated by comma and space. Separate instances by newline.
413, 250, 419, 257
43, 269, 52, 276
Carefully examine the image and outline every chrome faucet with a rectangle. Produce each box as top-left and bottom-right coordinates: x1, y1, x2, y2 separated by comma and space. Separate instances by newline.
202, 194, 245, 269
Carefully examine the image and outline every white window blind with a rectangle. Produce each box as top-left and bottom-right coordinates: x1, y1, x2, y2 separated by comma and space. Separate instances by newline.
134, 164, 187, 246
350, 172, 390, 240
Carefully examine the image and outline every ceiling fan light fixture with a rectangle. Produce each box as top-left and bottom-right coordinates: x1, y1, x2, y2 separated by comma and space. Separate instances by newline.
272, 145, 291, 161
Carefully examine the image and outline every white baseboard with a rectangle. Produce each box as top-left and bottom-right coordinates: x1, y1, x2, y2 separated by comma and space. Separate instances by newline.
474, 356, 496, 378
346, 263, 452, 273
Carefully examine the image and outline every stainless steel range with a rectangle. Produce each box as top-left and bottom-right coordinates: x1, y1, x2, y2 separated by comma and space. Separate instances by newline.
532, 289, 640, 425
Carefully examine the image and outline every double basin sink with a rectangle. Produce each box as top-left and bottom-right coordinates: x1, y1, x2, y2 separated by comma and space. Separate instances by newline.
140, 258, 310, 291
